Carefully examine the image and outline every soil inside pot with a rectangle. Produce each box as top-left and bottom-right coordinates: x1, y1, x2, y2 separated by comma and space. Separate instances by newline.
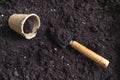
23, 17, 34, 33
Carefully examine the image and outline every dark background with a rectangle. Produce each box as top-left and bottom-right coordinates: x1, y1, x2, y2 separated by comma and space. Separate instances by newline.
0, 0, 120, 80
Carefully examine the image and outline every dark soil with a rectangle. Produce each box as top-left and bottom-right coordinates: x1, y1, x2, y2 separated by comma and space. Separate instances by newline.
24, 17, 34, 33
0, 0, 120, 80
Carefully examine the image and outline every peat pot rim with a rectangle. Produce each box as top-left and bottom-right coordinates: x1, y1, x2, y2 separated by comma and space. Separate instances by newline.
21, 14, 40, 39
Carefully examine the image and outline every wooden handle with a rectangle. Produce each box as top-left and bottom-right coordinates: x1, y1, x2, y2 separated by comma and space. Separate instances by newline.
70, 41, 109, 68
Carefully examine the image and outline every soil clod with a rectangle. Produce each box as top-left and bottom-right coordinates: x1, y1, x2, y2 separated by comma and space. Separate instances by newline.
48, 27, 72, 48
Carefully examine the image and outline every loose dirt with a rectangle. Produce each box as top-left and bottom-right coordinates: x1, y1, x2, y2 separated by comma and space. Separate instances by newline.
0, 0, 120, 80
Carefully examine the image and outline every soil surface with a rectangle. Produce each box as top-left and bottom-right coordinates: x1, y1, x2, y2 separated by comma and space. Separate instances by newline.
0, 0, 120, 80
48, 27, 71, 48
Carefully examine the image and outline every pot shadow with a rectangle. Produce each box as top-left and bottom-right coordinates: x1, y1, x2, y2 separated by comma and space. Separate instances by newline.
0, 25, 24, 40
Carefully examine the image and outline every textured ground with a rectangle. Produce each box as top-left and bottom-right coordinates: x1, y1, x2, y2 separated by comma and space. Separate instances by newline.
0, 0, 120, 80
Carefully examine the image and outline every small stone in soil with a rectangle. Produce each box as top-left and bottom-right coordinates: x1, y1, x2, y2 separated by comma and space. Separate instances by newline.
61, 56, 64, 59
1, 14, 4, 17
24, 17, 35, 33
82, 21, 86, 24
53, 9, 56, 11
40, 42, 44, 45
50, 49, 52, 52
30, 0, 35, 2
14, 71, 19, 76
26, 75, 30, 80
24, 56, 27, 59
67, 63, 69, 66
50, 9, 56, 11
54, 48, 57, 51
50, 9, 53, 11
